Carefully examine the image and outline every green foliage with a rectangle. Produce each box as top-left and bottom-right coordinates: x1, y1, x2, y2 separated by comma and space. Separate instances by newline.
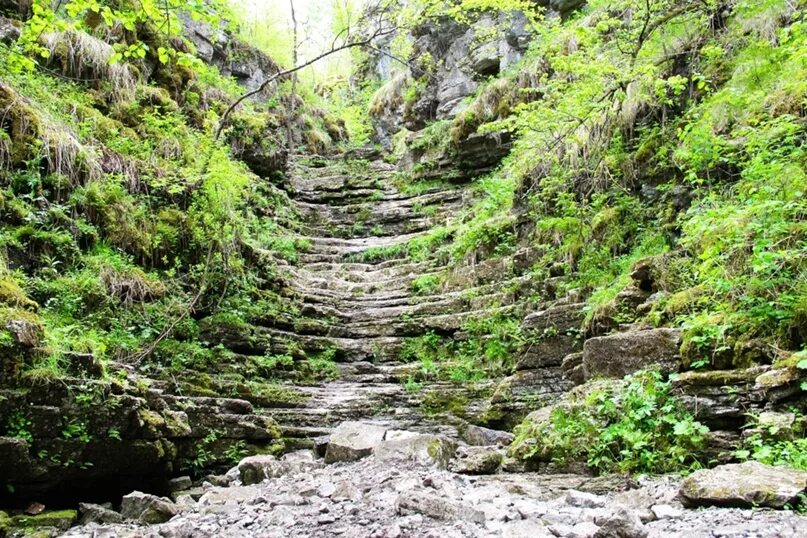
10, 0, 222, 73
409, 0, 807, 362
734, 406, 807, 470
512, 371, 709, 475
61, 419, 91, 443
410, 274, 441, 295
736, 435, 807, 471
5, 412, 33, 443
399, 311, 523, 382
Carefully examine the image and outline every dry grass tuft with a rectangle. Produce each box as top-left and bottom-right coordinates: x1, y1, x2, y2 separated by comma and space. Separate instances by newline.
1, 81, 101, 184
100, 265, 165, 306
41, 128, 102, 184
43, 29, 137, 102
369, 73, 409, 117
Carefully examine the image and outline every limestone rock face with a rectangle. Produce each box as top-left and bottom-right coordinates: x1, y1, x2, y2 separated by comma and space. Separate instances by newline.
120, 491, 179, 525
680, 461, 807, 508
583, 328, 682, 380
324, 421, 387, 463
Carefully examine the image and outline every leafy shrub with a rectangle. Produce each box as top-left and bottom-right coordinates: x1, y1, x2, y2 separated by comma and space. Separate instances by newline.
512, 370, 709, 474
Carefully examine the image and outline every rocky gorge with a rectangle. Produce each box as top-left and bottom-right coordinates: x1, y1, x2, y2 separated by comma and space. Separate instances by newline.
1, 0, 807, 536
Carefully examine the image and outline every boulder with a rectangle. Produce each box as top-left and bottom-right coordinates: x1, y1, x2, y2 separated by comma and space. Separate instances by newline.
197, 485, 263, 506
561, 352, 585, 385
450, 446, 503, 474
566, 490, 606, 508
167, 476, 192, 492
120, 491, 179, 525
373, 431, 456, 469
237, 455, 287, 485
582, 328, 682, 380
593, 507, 647, 538
324, 421, 387, 463
461, 424, 514, 447
396, 491, 486, 524
501, 519, 554, 538
680, 461, 807, 509
78, 503, 123, 525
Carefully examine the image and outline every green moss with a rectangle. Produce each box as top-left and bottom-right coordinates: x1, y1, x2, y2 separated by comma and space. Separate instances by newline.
421, 389, 469, 417
11, 509, 77, 530
0, 277, 38, 311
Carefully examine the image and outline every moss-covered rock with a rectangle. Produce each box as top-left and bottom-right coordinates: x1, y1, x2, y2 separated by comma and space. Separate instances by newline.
680, 461, 807, 509
10, 509, 77, 531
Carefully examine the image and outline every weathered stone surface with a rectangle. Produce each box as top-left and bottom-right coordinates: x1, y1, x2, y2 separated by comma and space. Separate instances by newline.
523, 303, 586, 333
517, 334, 579, 370
680, 461, 807, 508
594, 507, 648, 538
238, 455, 287, 485
754, 367, 803, 401
373, 431, 456, 469
562, 352, 586, 385
566, 489, 607, 508
120, 491, 179, 524
583, 328, 682, 380
486, 367, 572, 429
167, 476, 192, 492
396, 491, 486, 524
461, 424, 514, 447
0, 17, 20, 45
672, 367, 766, 429
197, 485, 263, 506
78, 503, 123, 525
324, 421, 387, 463
450, 446, 503, 474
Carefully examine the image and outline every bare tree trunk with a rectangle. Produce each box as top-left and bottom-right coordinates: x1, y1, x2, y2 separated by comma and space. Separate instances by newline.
287, 0, 299, 154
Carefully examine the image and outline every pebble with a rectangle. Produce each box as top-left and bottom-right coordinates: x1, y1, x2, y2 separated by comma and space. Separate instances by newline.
58, 445, 807, 538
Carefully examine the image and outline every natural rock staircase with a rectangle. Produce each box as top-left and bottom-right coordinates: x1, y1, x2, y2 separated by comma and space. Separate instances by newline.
248, 156, 510, 449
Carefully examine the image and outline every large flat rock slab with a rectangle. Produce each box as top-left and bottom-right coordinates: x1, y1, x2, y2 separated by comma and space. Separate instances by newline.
324, 421, 387, 463
680, 461, 807, 508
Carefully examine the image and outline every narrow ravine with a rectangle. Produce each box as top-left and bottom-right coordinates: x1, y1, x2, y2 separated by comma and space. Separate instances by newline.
57, 153, 807, 538
2, 1, 807, 536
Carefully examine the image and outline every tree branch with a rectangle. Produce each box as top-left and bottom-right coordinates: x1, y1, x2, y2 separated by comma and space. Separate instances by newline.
214, 24, 397, 141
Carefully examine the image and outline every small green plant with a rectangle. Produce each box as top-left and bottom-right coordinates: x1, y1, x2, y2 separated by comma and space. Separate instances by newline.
61, 419, 91, 443
301, 348, 340, 382
410, 274, 441, 295
736, 434, 807, 471
6, 412, 33, 443
513, 370, 709, 475
224, 440, 248, 464
735, 410, 807, 471
403, 376, 422, 393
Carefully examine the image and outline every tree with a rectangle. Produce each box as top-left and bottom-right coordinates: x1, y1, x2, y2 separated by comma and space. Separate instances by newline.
214, 0, 400, 140
286, 0, 299, 153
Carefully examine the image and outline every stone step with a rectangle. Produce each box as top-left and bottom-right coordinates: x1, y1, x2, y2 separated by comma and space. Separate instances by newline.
253, 327, 408, 362
260, 304, 519, 339
297, 291, 512, 323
